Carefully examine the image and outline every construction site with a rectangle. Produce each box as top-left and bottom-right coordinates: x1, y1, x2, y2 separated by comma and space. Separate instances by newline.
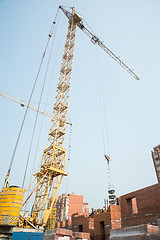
0, 1, 160, 240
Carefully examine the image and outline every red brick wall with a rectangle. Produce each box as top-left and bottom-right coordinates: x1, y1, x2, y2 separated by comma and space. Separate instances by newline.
120, 183, 160, 228
68, 194, 83, 219
72, 214, 94, 239
56, 184, 160, 239
56, 221, 60, 228
94, 211, 110, 240
56, 194, 85, 221
110, 205, 121, 230
94, 205, 121, 240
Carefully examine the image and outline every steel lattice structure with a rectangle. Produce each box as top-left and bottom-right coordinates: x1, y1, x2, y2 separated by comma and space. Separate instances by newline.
31, 7, 80, 226
20, 5, 139, 228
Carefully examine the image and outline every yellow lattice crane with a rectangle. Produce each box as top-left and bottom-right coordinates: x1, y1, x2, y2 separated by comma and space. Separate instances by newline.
27, 5, 139, 228
0, 6, 139, 230
21, 7, 80, 228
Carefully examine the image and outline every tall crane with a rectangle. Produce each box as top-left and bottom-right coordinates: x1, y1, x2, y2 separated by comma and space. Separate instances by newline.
21, 7, 79, 227
19, 6, 139, 228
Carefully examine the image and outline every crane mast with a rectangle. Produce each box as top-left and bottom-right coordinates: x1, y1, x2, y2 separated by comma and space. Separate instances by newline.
31, 7, 80, 226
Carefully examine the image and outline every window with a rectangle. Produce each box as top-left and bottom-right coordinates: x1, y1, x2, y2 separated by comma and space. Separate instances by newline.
126, 197, 138, 215
153, 150, 158, 157
155, 157, 159, 162
132, 197, 138, 214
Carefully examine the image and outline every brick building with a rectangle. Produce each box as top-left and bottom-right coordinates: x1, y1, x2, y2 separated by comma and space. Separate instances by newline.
56, 205, 121, 240
119, 182, 160, 228
72, 213, 94, 239
56, 183, 160, 239
83, 203, 89, 214
56, 193, 89, 221
151, 145, 160, 183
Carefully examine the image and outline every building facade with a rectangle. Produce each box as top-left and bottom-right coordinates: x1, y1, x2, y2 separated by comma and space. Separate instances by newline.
151, 144, 160, 182
83, 203, 89, 214
56, 193, 89, 222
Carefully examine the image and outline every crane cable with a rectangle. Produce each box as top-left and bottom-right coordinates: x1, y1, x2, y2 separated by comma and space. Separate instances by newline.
94, 47, 111, 156
24, 13, 61, 208
28, 9, 63, 189
22, 8, 60, 189
93, 46, 112, 190
3, 7, 60, 189
24, 12, 66, 211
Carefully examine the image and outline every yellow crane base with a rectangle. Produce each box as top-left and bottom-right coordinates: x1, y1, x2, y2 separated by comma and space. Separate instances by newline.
0, 187, 24, 226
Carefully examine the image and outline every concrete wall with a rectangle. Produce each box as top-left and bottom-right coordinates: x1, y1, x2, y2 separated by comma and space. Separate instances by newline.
109, 224, 159, 239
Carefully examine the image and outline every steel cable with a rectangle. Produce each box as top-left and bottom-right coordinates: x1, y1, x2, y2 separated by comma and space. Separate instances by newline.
22, 8, 60, 189
3, 8, 60, 189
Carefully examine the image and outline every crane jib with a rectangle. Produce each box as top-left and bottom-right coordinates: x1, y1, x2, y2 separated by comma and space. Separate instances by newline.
60, 6, 140, 81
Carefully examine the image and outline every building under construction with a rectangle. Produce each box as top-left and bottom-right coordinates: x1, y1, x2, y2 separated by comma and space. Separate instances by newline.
56, 193, 89, 222
1, 3, 160, 240
152, 145, 160, 183
54, 182, 160, 240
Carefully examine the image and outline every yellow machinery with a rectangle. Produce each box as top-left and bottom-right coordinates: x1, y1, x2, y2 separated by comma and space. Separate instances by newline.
0, 5, 139, 230
45, 206, 56, 229
0, 187, 24, 226
20, 6, 80, 228
21, 6, 139, 228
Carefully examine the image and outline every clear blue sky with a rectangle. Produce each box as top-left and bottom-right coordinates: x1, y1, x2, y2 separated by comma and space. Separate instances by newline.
0, 0, 160, 211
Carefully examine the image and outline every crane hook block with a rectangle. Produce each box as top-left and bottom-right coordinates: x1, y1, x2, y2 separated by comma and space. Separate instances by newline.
104, 154, 110, 161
